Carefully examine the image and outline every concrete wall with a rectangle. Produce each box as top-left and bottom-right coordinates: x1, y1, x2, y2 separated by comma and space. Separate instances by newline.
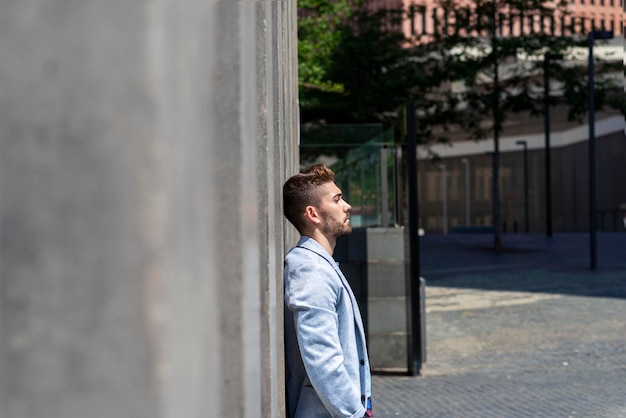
0, 1, 298, 418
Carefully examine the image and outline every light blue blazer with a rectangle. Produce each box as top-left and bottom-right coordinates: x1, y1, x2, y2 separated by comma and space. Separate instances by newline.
284, 236, 372, 418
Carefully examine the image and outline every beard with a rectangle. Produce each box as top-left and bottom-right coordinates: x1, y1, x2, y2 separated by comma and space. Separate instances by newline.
321, 212, 352, 238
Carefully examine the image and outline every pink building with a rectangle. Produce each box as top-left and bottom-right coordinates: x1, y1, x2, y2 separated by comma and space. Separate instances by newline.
566, 0, 624, 34
365, 0, 624, 38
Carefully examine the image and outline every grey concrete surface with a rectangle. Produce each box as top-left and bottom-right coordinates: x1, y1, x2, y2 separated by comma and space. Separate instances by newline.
372, 233, 626, 417
0, 2, 298, 418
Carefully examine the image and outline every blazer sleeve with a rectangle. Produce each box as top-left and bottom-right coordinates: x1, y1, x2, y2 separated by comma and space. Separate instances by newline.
285, 260, 366, 418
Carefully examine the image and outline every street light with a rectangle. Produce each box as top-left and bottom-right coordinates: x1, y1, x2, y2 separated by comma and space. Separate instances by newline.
588, 29, 614, 270
461, 158, 470, 226
439, 164, 448, 234
516, 141, 529, 233
543, 53, 563, 238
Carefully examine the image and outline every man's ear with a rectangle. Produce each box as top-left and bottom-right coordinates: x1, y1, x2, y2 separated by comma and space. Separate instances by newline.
303, 205, 321, 225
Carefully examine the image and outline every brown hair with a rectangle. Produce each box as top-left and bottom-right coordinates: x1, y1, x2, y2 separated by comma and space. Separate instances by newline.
283, 164, 335, 233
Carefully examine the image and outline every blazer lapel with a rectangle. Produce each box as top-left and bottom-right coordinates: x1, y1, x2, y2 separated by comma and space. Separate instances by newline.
297, 237, 367, 343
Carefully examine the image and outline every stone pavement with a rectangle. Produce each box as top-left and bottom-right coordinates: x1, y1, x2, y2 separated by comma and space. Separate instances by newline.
372, 233, 626, 418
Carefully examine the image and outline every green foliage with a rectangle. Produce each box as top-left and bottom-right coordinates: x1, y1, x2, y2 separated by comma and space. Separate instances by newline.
298, 0, 352, 96
297, 0, 623, 145
299, 3, 418, 124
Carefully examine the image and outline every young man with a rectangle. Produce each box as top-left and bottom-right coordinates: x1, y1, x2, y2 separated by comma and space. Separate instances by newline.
283, 164, 373, 418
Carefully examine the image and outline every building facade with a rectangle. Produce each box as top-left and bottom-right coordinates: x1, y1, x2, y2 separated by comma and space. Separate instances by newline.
366, 0, 624, 38
416, 113, 626, 234
359, 0, 626, 234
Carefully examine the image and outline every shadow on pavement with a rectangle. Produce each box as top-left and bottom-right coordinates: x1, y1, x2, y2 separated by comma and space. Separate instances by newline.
419, 233, 626, 299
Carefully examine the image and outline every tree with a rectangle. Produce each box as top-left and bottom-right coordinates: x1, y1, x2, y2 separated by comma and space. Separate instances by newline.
297, 0, 622, 137
298, 1, 476, 154
419, 0, 622, 250
297, 0, 352, 105
297, 0, 623, 249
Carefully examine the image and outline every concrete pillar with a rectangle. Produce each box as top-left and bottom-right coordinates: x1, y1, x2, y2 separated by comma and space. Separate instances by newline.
0, 1, 298, 417
336, 228, 410, 371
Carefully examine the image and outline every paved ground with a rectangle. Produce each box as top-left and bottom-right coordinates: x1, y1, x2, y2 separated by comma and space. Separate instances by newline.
372, 233, 626, 418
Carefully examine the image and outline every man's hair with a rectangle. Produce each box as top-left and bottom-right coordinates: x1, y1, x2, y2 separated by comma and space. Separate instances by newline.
283, 164, 335, 233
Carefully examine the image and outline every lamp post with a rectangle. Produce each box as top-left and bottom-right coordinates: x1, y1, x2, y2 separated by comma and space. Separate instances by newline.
405, 102, 424, 376
487, 0, 502, 252
543, 53, 563, 238
516, 140, 529, 233
588, 29, 614, 270
461, 158, 470, 225
439, 164, 448, 234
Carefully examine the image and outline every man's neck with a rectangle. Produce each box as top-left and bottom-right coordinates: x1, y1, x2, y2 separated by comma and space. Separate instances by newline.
305, 231, 335, 256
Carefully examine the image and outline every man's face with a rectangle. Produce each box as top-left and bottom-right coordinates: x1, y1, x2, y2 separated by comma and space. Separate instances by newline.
316, 182, 352, 238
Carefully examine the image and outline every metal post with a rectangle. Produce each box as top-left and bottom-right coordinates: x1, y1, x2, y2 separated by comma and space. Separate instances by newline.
394, 145, 402, 225
406, 102, 425, 375
543, 57, 552, 237
407, 102, 426, 376
588, 30, 614, 270
588, 32, 597, 270
491, 4, 502, 252
439, 164, 448, 234
381, 146, 390, 227
360, 163, 365, 226
375, 152, 381, 227
543, 53, 562, 237
516, 141, 529, 233
461, 158, 470, 225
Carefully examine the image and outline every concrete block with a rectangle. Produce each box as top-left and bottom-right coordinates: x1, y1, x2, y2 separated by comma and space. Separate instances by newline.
368, 333, 408, 370
367, 261, 407, 297
368, 297, 408, 334
366, 228, 405, 261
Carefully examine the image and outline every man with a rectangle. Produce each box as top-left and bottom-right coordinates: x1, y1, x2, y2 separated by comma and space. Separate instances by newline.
283, 164, 373, 418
